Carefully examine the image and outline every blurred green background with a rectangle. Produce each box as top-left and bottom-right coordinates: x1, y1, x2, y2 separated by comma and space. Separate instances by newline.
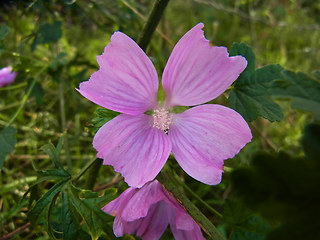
0, 0, 319, 239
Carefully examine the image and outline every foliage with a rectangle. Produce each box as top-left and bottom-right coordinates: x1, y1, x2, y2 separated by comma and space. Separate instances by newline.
89, 108, 120, 134
0, 126, 16, 168
25, 136, 117, 240
0, 0, 319, 239
271, 70, 320, 120
229, 42, 283, 122
230, 123, 320, 240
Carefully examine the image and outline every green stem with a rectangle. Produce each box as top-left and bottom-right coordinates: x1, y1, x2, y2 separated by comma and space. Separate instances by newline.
157, 167, 226, 240
136, 1, 224, 238
59, 77, 72, 171
175, 175, 224, 219
0, 82, 27, 91
137, 0, 170, 51
6, 66, 47, 126
72, 158, 100, 182
85, 158, 103, 190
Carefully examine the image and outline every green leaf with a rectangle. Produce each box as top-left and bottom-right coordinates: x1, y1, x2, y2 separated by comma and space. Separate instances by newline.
67, 185, 116, 240
62, 192, 90, 240
28, 179, 69, 225
0, 126, 17, 168
47, 189, 62, 240
229, 215, 271, 240
224, 200, 271, 240
40, 135, 68, 173
229, 42, 255, 78
229, 42, 284, 122
230, 142, 320, 240
229, 64, 284, 122
21, 169, 70, 206
0, 24, 10, 40
50, 52, 68, 69
0, 199, 28, 223
31, 82, 44, 104
271, 70, 320, 119
89, 108, 120, 134
31, 21, 62, 51
37, 169, 71, 182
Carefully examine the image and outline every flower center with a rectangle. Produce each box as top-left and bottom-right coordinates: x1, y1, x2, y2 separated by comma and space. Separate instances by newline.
152, 108, 172, 133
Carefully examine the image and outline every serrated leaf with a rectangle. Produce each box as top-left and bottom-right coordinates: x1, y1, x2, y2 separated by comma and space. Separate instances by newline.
0, 126, 17, 168
40, 136, 68, 173
67, 185, 115, 240
28, 179, 69, 225
95, 108, 120, 119
229, 42, 255, 78
89, 108, 120, 134
229, 215, 271, 240
230, 144, 320, 240
21, 169, 70, 206
62, 192, 90, 240
271, 70, 320, 119
31, 21, 62, 51
228, 48, 284, 122
224, 200, 271, 240
223, 200, 253, 226
47, 189, 61, 240
0, 24, 10, 40
37, 169, 71, 181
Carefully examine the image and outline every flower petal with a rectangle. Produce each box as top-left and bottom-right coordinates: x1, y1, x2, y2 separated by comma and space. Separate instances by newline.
167, 197, 205, 240
171, 222, 205, 240
134, 201, 169, 240
93, 114, 171, 187
162, 23, 247, 107
102, 188, 136, 237
0, 67, 16, 87
103, 182, 169, 239
78, 32, 159, 115
103, 180, 205, 239
168, 104, 252, 185
121, 181, 168, 221
102, 187, 135, 217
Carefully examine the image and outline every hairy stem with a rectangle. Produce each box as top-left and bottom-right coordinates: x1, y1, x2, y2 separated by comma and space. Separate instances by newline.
137, 0, 170, 51
157, 167, 226, 240
175, 175, 224, 219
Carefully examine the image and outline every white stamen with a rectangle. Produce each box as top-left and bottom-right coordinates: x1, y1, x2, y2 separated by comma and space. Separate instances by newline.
152, 108, 172, 133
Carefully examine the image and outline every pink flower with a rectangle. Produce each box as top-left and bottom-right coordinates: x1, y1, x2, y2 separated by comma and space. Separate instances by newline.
103, 180, 205, 240
0, 67, 17, 87
78, 23, 252, 187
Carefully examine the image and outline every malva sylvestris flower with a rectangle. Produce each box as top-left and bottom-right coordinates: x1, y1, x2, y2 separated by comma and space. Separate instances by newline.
0, 67, 17, 87
103, 180, 205, 240
78, 23, 252, 188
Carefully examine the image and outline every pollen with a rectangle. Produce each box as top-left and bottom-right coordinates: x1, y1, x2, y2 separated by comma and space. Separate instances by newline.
152, 108, 173, 133
112, 210, 117, 216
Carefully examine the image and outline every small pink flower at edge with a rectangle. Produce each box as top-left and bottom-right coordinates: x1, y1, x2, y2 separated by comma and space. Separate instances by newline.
0, 67, 17, 87
103, 180, 205, 240
78, 23, 252, 188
